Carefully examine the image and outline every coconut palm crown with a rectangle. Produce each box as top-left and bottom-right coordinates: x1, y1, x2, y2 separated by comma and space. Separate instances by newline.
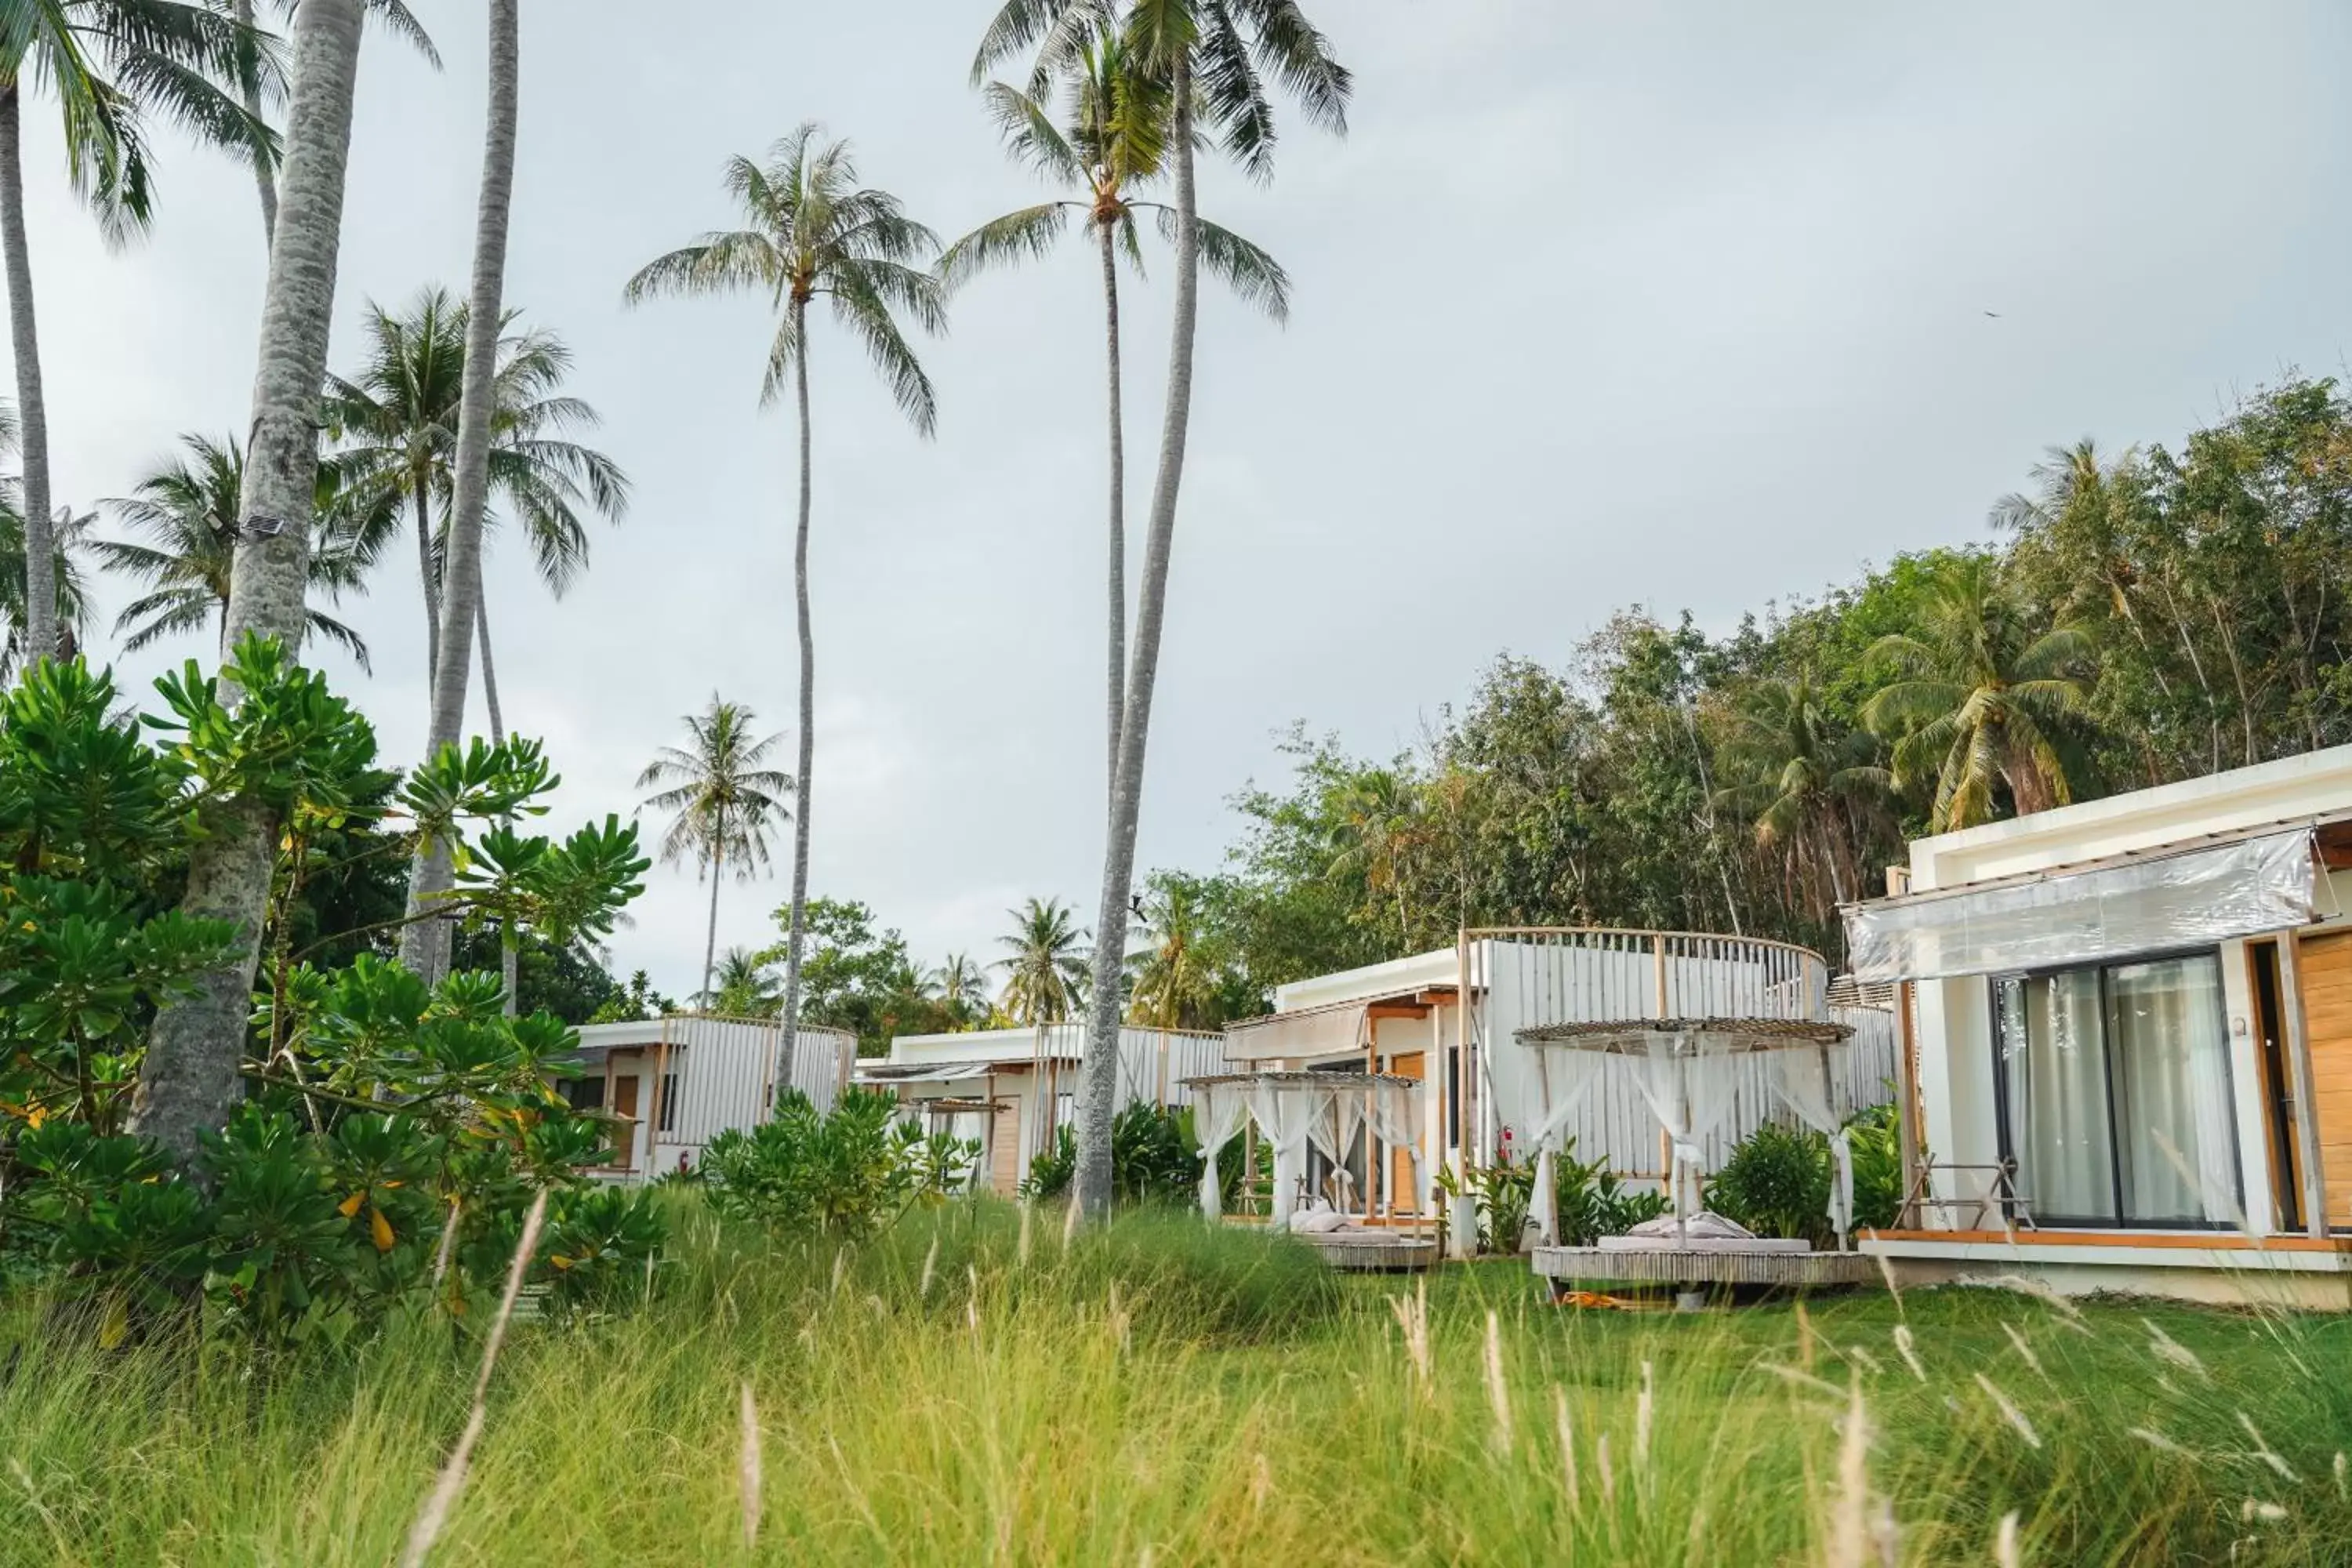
1862, 556, 2096, 832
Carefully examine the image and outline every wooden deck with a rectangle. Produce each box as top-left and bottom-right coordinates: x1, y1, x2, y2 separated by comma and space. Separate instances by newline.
1531, 1244, 1878, 1290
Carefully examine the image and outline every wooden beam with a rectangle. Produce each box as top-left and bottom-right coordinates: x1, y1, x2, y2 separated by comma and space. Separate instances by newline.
1867, 1227, 2352, 1254
1895, 981, 1925, 1229
2281, 935, 2331, 1238
1366, 1002, 1432, 1021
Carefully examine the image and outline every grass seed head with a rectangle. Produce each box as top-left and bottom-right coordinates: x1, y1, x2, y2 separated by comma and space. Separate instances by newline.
1994, 1511, 2020, 1568
1973, 1373, 2040, 1451
1484, 1311, 1515, 1454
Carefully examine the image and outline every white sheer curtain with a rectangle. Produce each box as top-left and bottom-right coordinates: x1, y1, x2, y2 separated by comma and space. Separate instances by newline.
1192, 1084, 1250, 1221
1526, 1048, 1611, 1245
1251, 1080, 1327, 1225
1772, 1047, 1853, 1249
2108, 956, 2239, 1224
2001, 971, 2115, 1223
1367, 1082, 1425, 1216
1630, 1033, 1740, 1224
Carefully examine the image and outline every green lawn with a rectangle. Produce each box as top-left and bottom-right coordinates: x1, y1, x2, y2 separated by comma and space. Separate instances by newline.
4, 1202, 2349, 1565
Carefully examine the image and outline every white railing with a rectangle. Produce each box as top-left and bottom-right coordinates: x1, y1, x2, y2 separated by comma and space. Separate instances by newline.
1460, 929, 1890, 1176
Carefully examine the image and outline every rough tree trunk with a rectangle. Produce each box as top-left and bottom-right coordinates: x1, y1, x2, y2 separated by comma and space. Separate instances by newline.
231, 0, 279, 244
474, 595, 516, 1014
774, 296, 815, 1095
414, 480, 440, 684
399, 0, 520, 985
476, 591, 504, 743
132, 0, 368, 1166
1098, 215, 1126, 804
0, 83, 57, 669
1073, 54, 1200, 1221
699, 833, 724, 1010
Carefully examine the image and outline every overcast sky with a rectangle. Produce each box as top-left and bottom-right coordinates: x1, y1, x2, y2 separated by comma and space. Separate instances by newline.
17, 2, 2352, 997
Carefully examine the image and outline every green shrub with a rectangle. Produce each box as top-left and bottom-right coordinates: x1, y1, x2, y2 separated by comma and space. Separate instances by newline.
1846, 1101, 1904, 1231
1706, 1120, 1833, 1243
1437, 1154, 1536, 1254
1022, 1123, 1078, 1200
701, 1088, 978, 1240
1552, 1142, 1671, 1245
1019, 1101, 1236, 1207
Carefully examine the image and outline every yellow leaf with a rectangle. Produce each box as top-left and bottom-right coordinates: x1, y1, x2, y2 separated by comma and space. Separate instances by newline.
99, 1298, 129, 1351
547, 1254, 575, 1271
338, 1191, 366, 1218
25, 1105, 45, 1129
369, 1207, 395, 1253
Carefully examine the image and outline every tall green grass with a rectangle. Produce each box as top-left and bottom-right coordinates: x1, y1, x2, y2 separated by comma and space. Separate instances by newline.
2, 1198, 2350, 1563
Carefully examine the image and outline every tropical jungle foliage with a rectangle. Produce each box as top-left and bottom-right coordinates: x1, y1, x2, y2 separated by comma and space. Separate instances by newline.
0, 639, 661, 1344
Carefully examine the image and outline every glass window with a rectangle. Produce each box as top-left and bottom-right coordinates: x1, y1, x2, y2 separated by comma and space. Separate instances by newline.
1996, 970, 2117, 1224
1992, 952, 2239, 1228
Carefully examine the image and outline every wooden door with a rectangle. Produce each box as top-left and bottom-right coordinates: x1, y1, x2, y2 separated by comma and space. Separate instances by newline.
1388, 1052, 1426, 1215
2299, 931, 2352, 1229
608, 1073, 641, 1172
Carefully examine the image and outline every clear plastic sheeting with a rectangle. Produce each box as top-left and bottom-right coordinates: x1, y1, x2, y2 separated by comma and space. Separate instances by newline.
1844, 829, 2318, 984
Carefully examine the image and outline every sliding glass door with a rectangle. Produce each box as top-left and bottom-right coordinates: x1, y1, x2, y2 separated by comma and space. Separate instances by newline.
1991, 952, 2240, 1228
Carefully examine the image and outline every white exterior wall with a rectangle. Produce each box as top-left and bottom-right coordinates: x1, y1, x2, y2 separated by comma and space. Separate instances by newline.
1241, 938, 1893, 1200
571, 1018, 857, 1179
1892, 744, 2352, 1252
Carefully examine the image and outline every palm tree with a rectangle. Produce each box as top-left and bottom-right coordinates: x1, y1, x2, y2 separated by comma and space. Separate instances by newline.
625, 123, 946, 1092
325, 289, 628, 707
96, 433, 390, 666
1712, 672, 1889, 916
929, 952, 992, 1028
0, 501, 95, 682
941, 29, 1288, 802
997, 898, 1090, 1025
220, 0, 437, 245
0, 0, 273, 668
710, 946, 780, 1016
1126, 879, 1221, 1031
136, 0, 370, 1167
403, 0, 522, 989
636, 697, 796, 1012
1862, 557, 2098, 831
1325, 767, 1425, 950
978, 0, 1349, 1219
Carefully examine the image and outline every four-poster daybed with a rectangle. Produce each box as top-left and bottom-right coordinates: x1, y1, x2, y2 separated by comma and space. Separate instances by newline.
1515, 1015, 1878, 1298
1185, 1071, 1437, 1271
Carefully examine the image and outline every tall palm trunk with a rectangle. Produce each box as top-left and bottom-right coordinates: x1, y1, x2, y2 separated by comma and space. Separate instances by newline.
1074, 53, 1199, 1220
413, 479, 439, 682
400, 0, 519, 985
1098, 216, 1125, 802
133, 0, 368, 1166
476, 592, 504, 742
0, 82, 56, 668
231, 0, 278, 243
478, 594, 517, 1014
775, 294, 815, 1093
699, 832, 724, 1010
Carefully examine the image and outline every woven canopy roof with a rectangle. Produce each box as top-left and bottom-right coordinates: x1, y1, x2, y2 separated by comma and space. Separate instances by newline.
1180, 1071, 1419, 1091
1515, 1016, 1853, 1051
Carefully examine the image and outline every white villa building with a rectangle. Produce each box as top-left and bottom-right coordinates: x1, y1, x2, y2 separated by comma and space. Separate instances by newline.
857, 1024, 1226, 1195
1204, 931, 1899, 1247
1846, 743, 2352, 1308
557, 1015, 856, 1178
